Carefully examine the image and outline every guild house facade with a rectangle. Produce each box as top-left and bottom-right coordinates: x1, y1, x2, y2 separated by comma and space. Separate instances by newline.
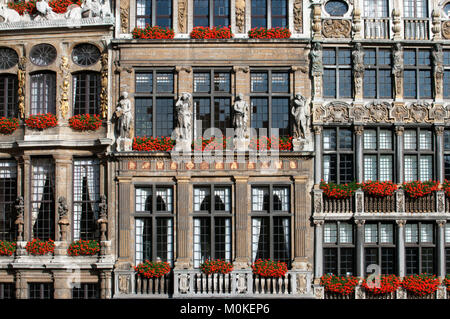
0, 0, 447, 300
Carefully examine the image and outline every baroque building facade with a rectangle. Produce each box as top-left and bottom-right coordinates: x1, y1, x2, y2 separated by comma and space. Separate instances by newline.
0, 0, 448, 299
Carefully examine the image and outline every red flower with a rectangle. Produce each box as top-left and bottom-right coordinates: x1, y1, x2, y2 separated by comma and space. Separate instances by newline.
25, 113, 58, 130
360, 180, 398, 197
190, 26, 233, 39
132, 25, 175, 39
402, 274, 440, 296
320, 274, 359, 296
200, 259, 233, 274
401, 180, 439, 198
361, 274, 401, 295
248, 27, 291, 39
134, 260, 171, 278
67, 240, 100, 256
0, 117, 19, 135
68, 114, 102, 131
320, 180, 359, 199
0, 240, 16, 256
251, 259, 288, 278
25, 238, 55, 255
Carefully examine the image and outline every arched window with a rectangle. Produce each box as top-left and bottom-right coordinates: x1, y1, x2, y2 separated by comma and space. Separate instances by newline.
29, 44, 57, 67
73, 72, 101, 115
30, 72, 56, 114
72, 44, 101, 67
0, 74, 17, 118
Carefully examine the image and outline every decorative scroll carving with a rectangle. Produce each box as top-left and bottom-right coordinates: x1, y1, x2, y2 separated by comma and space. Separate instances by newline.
392, 9, 401, 38
59, 56, 70, 119
118, 274, 130, 293
430, 104, 446, 123
293, 0, 302, 33
322, 102, 350, 123
235, 0, 245, 33
442, 20, 450, 39
312, 4, 322, 39
431, 10, 441, 39
366, 102, 392, 123
407, 102, 432, 123
100, 52, 108, 118
17, 56, 26, 119
390, 103, 409, 123
322, 19, 351, 38
178, 0, 187, 33
120, 7, 129, 33
437, 192, 445, 214
349, 104, 368, 123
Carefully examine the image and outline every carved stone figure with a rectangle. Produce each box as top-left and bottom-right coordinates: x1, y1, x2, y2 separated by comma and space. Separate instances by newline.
114, 91, 133, 152
118, 275, 130, 293
35, 0, 59, 20
59, 56, 70, 119
178, 0, 187, 33
352, 43, 365, 95
17, 56, 26, 119
392, 43, 403, 97
100, 52, 108, 118
14, 196, 24, 241
0, 3, 23, 22
310, 42, 323, 75
58, 196, 70, 241
432, 43, 444, 97
174, 93, 192, 151
81, 0, 101, 17
235, 0, 245, 33
291, 94, 309, 139
293, 0, 303, 32
97, 194, 108, 241
233, 93, 249, 139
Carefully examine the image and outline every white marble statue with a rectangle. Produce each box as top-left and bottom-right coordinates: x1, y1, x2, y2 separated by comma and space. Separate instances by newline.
0, 3, 23, 22
233, 93, 249, 140
174, 93, 192, 151
291, 94, 309, 140
115, 91, 133, 152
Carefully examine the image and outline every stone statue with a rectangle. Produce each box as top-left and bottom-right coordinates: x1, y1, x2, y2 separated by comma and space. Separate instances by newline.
14, 196, 24, 241
310, 42, 323, 75
291, 94, 309, 139
35, 0, 59, 20
58, 196, 70, 242
392, 43, 403, 97
352, 43, 365, 95
0, 3, 23, 22
114, 91, 133, 152
233, 93, 249, 139
97, 194, 108, 241
432, 43, 444, 96
174, 93, 192, 151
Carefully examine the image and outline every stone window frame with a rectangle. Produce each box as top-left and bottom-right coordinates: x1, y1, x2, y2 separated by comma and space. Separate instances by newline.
403, 126, 435, 182
0, 160, 17, 242
249, 67, 291, 138
322, 220, 356, 276
363, 47, 393, 99
363, 221, 397, 276
322, 47, 353, 99
321, 126, 355, 184
250, 0, 288, 29
134, 68, 176, 138
362, 126, 396, 182
135, 0, 173, 29
192, 67, 232, 139
250, 183, 292, 268
404, 221, 436, 275
0, 74, 18, 119
133, 184, 175, 266
193, 0, 231, 28
192, 184, 233, 268
28, 282, 54, 299
72, 71, 101, 116
403, 47, 433, 100
29, 71, 57, 115
72, 283, 100, 299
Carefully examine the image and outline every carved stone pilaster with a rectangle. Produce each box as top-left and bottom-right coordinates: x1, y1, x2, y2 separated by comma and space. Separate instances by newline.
355, 190, 364, 214
392, 43, 403, 100
313, 189, 323, 214
59, 56, 70, 119
314, 286, 324, 299
312, 4, 322, 40
352, 43, 364, 99
100, 52, 108, 118
120, 7, 129, 34
178, 0, 187, 33
313, 125, 322, 135
235, 0, 245, 33
396, 219, 407, 227
437, 191, 445, 214
17, 56, 26, 119
352, 8, 362, 39
293, 0, 302, 33
310, 42, 323, 99
432, 43, 444, 99
431, 10, 441, 40
396, 190, 405, 213
392, 9, 401, 40
395, 125, 404, 136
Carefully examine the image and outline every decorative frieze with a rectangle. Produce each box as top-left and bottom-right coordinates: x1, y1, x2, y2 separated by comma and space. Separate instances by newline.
322, 19, 352, 38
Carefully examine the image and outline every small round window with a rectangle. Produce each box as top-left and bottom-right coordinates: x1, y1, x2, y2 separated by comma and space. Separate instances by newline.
325, 0, 349, 16
72, 43, 101, 67
30, 44, 57, 66
0, 47, 18, 70
445, 3, 450, 16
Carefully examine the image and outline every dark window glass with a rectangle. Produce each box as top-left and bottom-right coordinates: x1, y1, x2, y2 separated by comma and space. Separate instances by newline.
339, 129, 353, 149
0, 161, 16, 242
194, 0, 210, 26
30, 72, 56, 114
324, 248, 338, 274
381, 248, 395, 274
135, 98, 153, 137
214, 98, 231, 133
251, 72, 268, 92
195, 98, 211, 134
251, 97, 268, 129
29, 283, 53, 299
444, 71, 450, 99
325, 0, 349, 16
323, 69, 336, 98
156, 0, 172, 28
251, 0, 267, 28
406, 247, 419, 275
341, 248, 355, 275
271, 98, 289, 137
0, 48, 18, 70
403, 70, 416, 99
323, 48, 352, 98
364, 70, 376, 98
136, 0, 152, 28
214, 72, 230, 92
0, 74, 17, 118
71, 44, 101, 67
0, 283, 15, 299
214, 0, 230, 26
194, 73, 211, 93
72, 283, 100, 299
419, 70, 432, 98
271, 0, 287, 28
156, 73, 174, 93
29, 44, 56, 67
271, 72, 289, 92
136, 73, 153, 93
73, 72, 100, 115
422, 247, 435, 274
155, 98, 174, 137
273, 217, 290, 264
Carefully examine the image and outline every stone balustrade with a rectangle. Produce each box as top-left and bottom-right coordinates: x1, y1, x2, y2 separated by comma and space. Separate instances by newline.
404, 18, 430, 40
316, 285, 447, 299
363, 18, 390, 39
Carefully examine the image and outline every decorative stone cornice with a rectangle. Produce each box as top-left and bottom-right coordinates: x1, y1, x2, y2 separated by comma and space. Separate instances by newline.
0, 17, 115, 31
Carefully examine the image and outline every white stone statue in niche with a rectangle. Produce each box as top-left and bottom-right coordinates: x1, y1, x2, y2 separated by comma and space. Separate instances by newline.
174, 92, 192, 152
291, 94, 313, 151
233, 93, 249, 151
115, 91, 133, 152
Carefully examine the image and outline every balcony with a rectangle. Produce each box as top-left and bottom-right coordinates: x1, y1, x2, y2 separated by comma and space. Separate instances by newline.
363, 18, 390, 39
322, 196, 353, 214
364, 194, 396, 213
403, 18, 430, 40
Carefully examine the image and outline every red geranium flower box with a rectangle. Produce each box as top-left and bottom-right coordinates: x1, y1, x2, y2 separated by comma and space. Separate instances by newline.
251, 259, 288, 278
192, 136, 233, 151
132, 25, 175, 39
68, 114, 102, 131
133, 136, 175, 151
8, 0, 82, 15
320, 274, 359, 296
200, 259, 233, 274
134, 260, 171, 278
320, 180, 359, 199
443, 274, 450, 291
361, 274, 401, 295
25, 113, 58, 130
248, 136, 293, 151
0, 240, 16, 256
0, 117, 20, 135
190, 26, 233, 39
25, 238, 55, 255
360, 180, 398, 197
401, 180, 439, 198
442, 180, 450, 197
248, 27, 291, 39
401, 274, 440, 297
67, 239, 100, 256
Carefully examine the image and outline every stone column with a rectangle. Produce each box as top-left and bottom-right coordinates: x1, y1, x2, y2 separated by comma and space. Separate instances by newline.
313, 126, 322, 185
15, 271, 26, 299
22, 155, 30, 241
435, 126, 445, 183
233, 176, 249, 269
53, 153, 73, 243
314, 220, 324, 283
100, 271, 113, 299
355, 219, 365, 277
53, 272, 71, 299
175, 176, 191, 269
118, 176, 132, 262
395, 126, 404, 184
436, 220, 446, 279
292, 175, 312, 270
396, 220, 406, 277
354, 126, 364, 183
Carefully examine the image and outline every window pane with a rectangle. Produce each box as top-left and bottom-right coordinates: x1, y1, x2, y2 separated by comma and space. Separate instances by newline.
420, 224, 433, 243
339, 223, 353, 244
156, 73, 173, 93
323, 129, 336, 150
404, 130, 417, 150
136, 188, 152, 212
379, 69, 392, 98
324, 223, 337, 244
403, 70, 416, 98
135, 218, 151, 264
136, 73, 152, 93
363, 130, 377, 149
419, 70, 432, 98
251, 0, 267, 28
406, 247, 419, 275
155, 188, 172, 212
0, 161, 16, 241
381, 248, 395, 274
156, 0, 172, 28
365, 224, 378, 243
136, 0, 151, 28
195, 98, 211, 135
446, 224, 450, 243
214, 187, 231, 211
405, 224, 418, 243
324, 248, 338, 275
379, 155, 393, 181
340, 154, 354, 183
252, 217, 270, 260
323, 69, 336, 98
251, 72, 268, 92
421, 247, 434, 274
214, 98, 231, 133
445, 71, 450, 99
419, 130, 432, 150
156, 218, 173, 263
323, 155, 337, 183
214, 0, 230, 27
251, 98, 268, 129
419, 155, 433, 181
339, 69, 352, 98
271, 0, 287, 28
214, 218, 231, 261
364, 155, 377, 181
404, 156, 417, 182
155, 98, 174, 137
271, 72, 289, 93
0, 75, 18, 118
194, 187, 210, 211
193, 218, 211, 267
340, 248, 355, 276
273, 187, 289, 211
273, 217, 290, 264
380, 224, 393, 243
272, 98, 289, 137
252, 187, 269, 211
339, 129, 353, 149
194, 72, 210, 93
30, 72, 56, 114
135, 98, 153, 137
194, 0, 209, 27
363, 70, 376, 98
379, 130, 392, 149
214, 72, 230, 92
404, 50, 416, 65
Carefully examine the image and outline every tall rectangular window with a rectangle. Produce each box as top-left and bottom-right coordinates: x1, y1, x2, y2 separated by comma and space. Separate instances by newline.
363, 0, 388, 17
135, 71, 175, 138
251, 185, 291, 266
404, 128, 434, 182
363, 128, 394, 181
403, 0, 428, 17
136, 0, 172, 28
0, 283, 15, 299
250, 70, 290, 137
30, 72, 56, 114
323, 127, 354, 183
364, 222, 395, 274
0, 161, 16, 241
403, 49, 432, 99
323, 48, 352, 98
363, 49, 392, 99
73, 158, 100, 241
193, 185, 232, 268
405, 222, 435, 275
31, 158, 55, 240
0, 75, 17, 118
194, 0, 230, 27
444, 50, 450, 99
73, 72, 101, 115
135, 186, 174, 265
323, 221, 355, 276
251, 0, 287, 28
193, 69, 232, 137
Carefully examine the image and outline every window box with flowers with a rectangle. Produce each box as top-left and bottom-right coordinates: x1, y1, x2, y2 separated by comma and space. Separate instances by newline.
0, 240, 16, 256
402, 180, 439, 213
251, 259, 288, 278
248, 27, 291, 39
319, 181, 359, 199
248, 136, 293, 151
67, 239, 100, 256
192, 136, 233, 152
25, 238, 55, 256
68, 114, 102, 131
132, 26, 175, 39
361, 274, 401, 298
443, 274, 450, 292
199, 259, 233, 275
25, 113, 58, 130
134, 260, 171, 279
401, 274, 440, 298
8, 0, 82, 15
320, 274, 359, 299
133, 136, 175, 152
190, 26, 233, 39
0, 117, 20, 135
360, 180, 397, 213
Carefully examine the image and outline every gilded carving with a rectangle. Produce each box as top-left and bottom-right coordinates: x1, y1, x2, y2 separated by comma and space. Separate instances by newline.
59, 56, 70, 119
442, 20, 450, 39
178, 0, 187, 33
322, 19, 351, 38
235, 0, 245, 33
17, 56, 26, 119
293, 0, 302, 33
100, 52, 108, 118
